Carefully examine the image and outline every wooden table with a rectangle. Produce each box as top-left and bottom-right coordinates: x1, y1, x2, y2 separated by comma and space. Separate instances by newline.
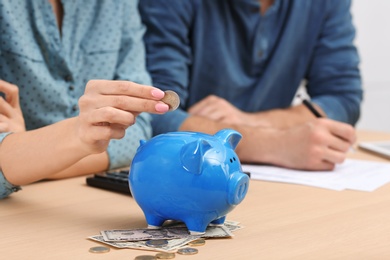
1, 130, 390, 259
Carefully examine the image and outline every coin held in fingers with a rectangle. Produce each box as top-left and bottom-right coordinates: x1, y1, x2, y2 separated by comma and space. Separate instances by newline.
161, 90, 180, 111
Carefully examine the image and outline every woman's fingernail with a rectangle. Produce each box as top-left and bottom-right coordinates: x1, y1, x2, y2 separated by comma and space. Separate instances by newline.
155, 102, 169, 112
151, 89, 165, 99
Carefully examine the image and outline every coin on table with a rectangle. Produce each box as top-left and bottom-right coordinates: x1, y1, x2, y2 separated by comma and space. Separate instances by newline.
177, 247, 198, 255
188, 238, 205, 246
161, 90, 180, 111
145, 239, 168, 248
155, 252, 176, 259
134, 255, 157, 260
88, 246, 110, 254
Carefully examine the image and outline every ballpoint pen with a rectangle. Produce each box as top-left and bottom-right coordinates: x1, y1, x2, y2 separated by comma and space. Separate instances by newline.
302, 99, 322, 118
301, 97, 356, 153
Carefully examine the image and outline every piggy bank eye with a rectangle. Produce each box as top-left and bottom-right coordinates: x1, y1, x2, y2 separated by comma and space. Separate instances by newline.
229, 157, 237, 163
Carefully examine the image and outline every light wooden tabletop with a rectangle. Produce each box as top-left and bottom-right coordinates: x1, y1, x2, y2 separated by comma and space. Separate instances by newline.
1, 130, 390, 260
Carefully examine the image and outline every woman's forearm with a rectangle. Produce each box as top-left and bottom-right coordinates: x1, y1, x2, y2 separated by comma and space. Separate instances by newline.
0, 117, 97, 185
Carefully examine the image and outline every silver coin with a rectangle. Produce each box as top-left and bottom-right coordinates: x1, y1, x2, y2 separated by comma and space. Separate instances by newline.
134, 255, 157, 260
155, 252, 176, 259
145, 239, 168, 248
161, 90, 180, 111
177, 247, 198, 255
88, 246, 110, 254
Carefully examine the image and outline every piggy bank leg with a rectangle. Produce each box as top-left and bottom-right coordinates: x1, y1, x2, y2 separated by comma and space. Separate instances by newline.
184, 217, 210, 235
210, 215, 226, 226
144, 212, 165, 229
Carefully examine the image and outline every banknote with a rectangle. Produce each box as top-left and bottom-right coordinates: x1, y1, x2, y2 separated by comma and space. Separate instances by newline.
101, 224, 234, 242
163, 219, 242, 232
89, 220, 242, 253
89, 235, 199, 252
223, 220, 244, 232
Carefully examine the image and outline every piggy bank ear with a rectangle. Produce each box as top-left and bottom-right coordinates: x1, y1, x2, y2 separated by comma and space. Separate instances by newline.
181, 139, 211, 174
215, 129, 242, 150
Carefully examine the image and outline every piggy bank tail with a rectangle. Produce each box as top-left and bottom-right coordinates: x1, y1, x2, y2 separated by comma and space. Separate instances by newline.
136, 140, 147, 152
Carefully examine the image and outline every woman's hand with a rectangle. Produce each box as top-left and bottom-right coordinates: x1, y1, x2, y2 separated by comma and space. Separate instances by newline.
0, 80, 26, 133
76, 80, 169, 154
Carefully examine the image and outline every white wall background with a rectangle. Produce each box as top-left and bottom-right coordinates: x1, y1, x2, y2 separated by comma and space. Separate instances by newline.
352, 0, 390, 131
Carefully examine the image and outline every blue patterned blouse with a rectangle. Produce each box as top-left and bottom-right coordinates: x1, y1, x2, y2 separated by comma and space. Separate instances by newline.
0, 0, 152, 198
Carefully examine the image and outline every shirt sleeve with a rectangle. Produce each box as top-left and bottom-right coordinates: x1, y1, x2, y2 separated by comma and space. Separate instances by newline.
305, 0, 362, 125
106, 0, 153, 169
0, 133, 21, 199
139, 0, 194, 135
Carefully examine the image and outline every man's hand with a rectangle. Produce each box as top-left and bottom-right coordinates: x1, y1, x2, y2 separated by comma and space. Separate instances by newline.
180, 102, 356, 171
182, 104, 356, 171
0, 80, 26, 133
264, 118, 356, 170
188, 95, 271, 127
188, 95, 322, 129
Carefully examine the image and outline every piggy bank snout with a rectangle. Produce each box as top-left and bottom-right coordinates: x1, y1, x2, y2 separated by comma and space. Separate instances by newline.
227, 172, 249, 205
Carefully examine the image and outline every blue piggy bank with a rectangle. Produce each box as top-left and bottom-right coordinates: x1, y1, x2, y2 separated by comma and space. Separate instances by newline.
129, 129, 249, 235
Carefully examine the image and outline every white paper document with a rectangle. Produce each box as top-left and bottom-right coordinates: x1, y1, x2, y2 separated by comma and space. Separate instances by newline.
242, 159, 390, 192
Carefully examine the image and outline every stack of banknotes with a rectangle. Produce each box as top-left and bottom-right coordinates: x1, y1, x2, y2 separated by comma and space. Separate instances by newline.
88, 220, 243, 253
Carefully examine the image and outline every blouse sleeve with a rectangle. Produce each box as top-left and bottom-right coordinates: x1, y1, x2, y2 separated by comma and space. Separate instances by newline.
0, 133, 22, 199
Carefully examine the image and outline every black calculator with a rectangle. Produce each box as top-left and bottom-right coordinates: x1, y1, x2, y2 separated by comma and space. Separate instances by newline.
86, 169, 132, 195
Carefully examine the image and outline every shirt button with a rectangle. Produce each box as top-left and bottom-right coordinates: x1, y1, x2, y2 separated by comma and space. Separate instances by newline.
257, 50, 263, 57
65, 75, 72, 82
72, 105, 78, 112
69, 85, 74, 91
